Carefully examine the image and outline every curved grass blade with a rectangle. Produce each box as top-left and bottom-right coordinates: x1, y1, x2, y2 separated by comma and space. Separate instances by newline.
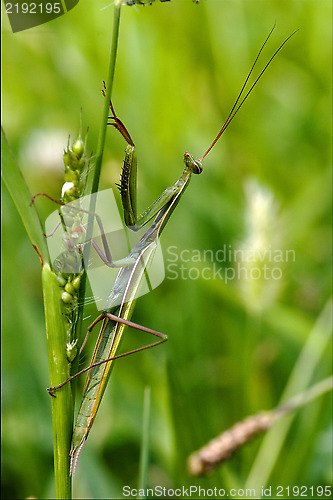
1, 126, 50, 265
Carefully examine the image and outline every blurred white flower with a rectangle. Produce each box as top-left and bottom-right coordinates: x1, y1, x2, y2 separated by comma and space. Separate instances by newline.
237, 179, 284, 313
20, 128, 68, 173
244, 179, 278, 252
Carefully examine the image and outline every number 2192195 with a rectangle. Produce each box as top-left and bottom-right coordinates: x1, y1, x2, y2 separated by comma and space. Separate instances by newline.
5, 2, 61, 14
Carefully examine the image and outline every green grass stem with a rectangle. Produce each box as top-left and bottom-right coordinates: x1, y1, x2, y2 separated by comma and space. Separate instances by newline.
137, 386, 151, 498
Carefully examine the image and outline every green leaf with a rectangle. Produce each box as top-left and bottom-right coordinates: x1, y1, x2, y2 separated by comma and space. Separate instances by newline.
1, 126, 50, 265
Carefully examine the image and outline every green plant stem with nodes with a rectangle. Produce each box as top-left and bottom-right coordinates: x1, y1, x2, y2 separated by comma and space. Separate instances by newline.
43, 264, 73, 498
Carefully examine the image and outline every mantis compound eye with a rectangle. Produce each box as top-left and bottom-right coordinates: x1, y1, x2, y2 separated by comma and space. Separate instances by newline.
193, 160, 203, 174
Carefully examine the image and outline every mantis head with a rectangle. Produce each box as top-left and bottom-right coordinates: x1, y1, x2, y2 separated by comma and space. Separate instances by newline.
184, 152, 203, 174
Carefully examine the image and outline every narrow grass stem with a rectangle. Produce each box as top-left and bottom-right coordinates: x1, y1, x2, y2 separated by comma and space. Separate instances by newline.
93, 2, 122, 195
138, 386, 151, 498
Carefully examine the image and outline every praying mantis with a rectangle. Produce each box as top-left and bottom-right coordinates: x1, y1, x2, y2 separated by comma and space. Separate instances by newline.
42, 25, 296, 475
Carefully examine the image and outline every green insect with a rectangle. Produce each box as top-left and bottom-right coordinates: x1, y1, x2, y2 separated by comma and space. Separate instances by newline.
47, 25, 297, 475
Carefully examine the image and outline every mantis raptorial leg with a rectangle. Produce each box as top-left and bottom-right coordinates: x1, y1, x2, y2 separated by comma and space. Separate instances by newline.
38, 25, 297, 475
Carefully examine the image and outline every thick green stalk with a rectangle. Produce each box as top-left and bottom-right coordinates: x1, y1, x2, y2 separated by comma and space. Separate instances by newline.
43, 264, 73, 499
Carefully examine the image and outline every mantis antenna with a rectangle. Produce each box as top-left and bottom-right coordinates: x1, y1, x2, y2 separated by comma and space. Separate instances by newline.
199, 24, 298, 162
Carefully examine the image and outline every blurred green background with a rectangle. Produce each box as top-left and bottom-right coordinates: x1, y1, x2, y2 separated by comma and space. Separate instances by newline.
2, 0, 332, 498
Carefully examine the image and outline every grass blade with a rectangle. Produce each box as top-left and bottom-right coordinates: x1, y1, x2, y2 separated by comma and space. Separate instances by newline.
1, 126, 50, 265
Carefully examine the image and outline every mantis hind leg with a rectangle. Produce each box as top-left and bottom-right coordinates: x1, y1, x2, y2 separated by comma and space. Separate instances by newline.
47, 312, 167, 397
